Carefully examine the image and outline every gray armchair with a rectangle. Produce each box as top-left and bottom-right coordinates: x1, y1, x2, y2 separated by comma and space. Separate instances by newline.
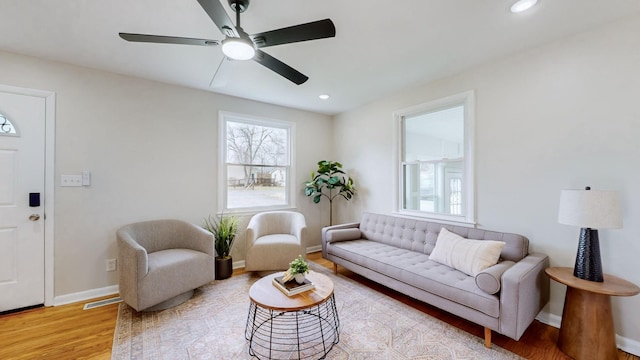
116, 219, 214, 311
245, 211, 307, 271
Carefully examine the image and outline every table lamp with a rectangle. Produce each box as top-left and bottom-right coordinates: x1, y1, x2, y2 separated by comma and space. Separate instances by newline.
558, 186, 622, 282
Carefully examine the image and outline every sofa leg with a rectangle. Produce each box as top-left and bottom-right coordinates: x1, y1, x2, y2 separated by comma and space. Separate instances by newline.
484, 327, 492, 348
333, 263, 338, 274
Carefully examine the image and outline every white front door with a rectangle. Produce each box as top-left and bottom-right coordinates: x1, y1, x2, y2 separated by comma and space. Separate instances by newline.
0, 89, 46, 312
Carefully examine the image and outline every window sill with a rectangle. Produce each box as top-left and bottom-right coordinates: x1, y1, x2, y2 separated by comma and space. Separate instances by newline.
392, 210, 476, 228
219, 206, 298, 217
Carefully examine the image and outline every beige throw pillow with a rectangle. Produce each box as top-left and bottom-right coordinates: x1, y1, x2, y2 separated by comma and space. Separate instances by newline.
429, 227, 506, 276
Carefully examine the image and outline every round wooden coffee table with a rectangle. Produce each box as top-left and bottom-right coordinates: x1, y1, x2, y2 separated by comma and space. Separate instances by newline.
244, 271, 340, 360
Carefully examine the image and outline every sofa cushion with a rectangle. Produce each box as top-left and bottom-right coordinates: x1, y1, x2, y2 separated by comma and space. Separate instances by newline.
429, 228, 505, 276
475, 261, 515, 294
325, 228, 361, 243
141, 248, 213, 309
327, 239, 500, 318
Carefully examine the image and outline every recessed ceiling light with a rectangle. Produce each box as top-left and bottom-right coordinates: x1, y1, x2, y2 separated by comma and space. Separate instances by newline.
319, 94, 330, 100
511, 0, 538, 13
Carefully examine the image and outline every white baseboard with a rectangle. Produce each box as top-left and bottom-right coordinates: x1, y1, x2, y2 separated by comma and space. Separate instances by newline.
617, 335, 640, 357
306, 245, 322, 253
54, 285, 119, 306
535, 310, 561, 328
232, 260, 245, 269
536, 310, 640, 356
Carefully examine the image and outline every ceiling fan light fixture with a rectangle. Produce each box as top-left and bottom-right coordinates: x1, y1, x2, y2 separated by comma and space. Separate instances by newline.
221, 37, 255, 60
510, 0, 538, 13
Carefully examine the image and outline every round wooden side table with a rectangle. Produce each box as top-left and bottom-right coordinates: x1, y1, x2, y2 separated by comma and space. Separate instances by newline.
546, 267, 640, 360
245, 271, 340, 360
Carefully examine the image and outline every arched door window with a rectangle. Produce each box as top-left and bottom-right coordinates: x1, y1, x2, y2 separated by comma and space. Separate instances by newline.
0, 112, 19, 136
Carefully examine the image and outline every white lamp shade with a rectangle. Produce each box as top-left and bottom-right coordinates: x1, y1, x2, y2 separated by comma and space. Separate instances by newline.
558, 189, 622, 229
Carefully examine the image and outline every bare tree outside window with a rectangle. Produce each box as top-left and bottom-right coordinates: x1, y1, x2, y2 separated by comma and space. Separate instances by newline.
223, 117, 291, 209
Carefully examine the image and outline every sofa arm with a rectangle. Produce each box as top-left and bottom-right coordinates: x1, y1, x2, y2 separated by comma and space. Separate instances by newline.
499, 253, 550, 340
321, 222, 360, 258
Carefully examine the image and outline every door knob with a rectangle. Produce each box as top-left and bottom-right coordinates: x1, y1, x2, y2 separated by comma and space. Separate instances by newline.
29, 214, 40, 221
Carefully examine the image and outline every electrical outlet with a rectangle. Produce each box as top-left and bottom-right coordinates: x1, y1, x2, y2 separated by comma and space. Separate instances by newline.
106, 258, 117, 272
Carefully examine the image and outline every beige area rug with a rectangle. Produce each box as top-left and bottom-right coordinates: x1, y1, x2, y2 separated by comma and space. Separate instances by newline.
111, 264, 522, 360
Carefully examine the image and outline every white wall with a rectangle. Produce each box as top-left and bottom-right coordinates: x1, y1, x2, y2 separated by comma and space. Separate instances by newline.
333, 15, 640, 350
0, 50, 333, 297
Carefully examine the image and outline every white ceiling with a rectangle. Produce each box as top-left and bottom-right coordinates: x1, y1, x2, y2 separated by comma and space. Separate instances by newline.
1, 0, 639, 115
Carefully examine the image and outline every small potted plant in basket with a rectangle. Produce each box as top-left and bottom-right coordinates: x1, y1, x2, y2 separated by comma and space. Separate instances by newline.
282, 255, 309, 284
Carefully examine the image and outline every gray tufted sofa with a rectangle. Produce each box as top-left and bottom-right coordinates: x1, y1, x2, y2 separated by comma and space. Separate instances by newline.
322, 212, 549, 347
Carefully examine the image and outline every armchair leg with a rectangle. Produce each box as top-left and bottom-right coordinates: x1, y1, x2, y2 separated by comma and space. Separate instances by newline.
333, 263, 338, 274
484, 327, 492, 348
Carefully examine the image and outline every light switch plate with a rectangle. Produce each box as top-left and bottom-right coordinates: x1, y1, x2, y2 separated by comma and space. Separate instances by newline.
61, 174, 83, 187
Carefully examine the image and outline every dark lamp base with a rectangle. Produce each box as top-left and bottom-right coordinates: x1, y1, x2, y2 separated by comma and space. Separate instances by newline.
573, 228, 603, 282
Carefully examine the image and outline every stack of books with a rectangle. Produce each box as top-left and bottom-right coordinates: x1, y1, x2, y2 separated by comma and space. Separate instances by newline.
272, 275, 315, 296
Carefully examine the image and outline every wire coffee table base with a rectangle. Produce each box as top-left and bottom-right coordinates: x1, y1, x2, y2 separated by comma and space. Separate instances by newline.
245, 294, 340, 360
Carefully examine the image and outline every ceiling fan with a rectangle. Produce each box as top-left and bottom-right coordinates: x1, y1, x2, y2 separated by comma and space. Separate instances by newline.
119, 0, 336, 85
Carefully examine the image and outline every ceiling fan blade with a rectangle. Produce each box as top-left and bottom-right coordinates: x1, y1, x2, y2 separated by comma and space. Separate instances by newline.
210, 57, 234, 88
119, 33, 220, 46
250, 19, 335, 48
253, 50, 308, 85
196, 0, 239, 37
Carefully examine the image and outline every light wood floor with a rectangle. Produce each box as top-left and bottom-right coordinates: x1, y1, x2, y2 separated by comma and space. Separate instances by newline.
1, 252, 638, 359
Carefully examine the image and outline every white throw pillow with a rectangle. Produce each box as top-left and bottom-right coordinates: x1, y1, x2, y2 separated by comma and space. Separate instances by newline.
429, 228, 506, 276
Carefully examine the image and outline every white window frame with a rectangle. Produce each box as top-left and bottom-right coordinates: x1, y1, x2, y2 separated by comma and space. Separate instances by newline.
218, 111, 296, 214
393, 91, 475, 225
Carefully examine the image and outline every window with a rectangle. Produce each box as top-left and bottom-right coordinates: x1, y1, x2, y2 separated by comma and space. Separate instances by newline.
219, 111, 294, 212
394, 91, 475, 224
0, 112, 18, 136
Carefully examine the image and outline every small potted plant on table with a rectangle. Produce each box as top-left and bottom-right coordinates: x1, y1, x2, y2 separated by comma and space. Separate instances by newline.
283, 255, 309, 284
203, 214, 238, 280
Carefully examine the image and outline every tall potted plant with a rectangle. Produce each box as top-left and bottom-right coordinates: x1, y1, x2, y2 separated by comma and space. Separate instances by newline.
203, 214, 238, 280
304, 160, 356, 225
